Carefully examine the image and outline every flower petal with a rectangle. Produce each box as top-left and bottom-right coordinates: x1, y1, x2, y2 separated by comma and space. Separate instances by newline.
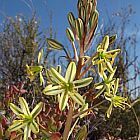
50, 67, 66, 84
24, 125, 31, 140
31, 102, 43, 119
65, 62, 76, 83
9, 120, 26, 132
106, 61, 113, 73
30, 119, 39, 134
102, 35, 109, 51
59, 92, 69, 111
43, 85, 64, 95
69, 92, 85, 105
10, 103, 23, 116
94, 82, 104, 89
94, 86, 106, 99
19, 97, 30, 115
106, 103, 113, 118
74, 77, 93, 88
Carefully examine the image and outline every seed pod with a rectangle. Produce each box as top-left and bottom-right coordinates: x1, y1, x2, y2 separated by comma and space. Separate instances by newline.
86, 2, 93, 22
47, 38, 64, 50
75, 18, 84, 40
67, 12, 75, 29
89, 10, 98, 29
66, 27, 75, 42
79, 6, 86, 22
109, 34, 117, 45
77, 0, 83, 11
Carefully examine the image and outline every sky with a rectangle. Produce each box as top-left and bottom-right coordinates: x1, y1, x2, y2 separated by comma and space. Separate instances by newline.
0, 0, 140, 42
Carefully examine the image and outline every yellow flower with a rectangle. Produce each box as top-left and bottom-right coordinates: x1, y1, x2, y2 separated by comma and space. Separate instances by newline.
92, 35, 120, 77
104, 78, 130, 118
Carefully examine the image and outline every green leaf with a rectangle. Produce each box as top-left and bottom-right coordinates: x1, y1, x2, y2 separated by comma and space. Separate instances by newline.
30, 119, 39, 134
10, 103, 23, 116
31, 102, 43, 119
59, 92, 69, 111
65, 62, 76, 83
75, 18, 84, 40
66, 28, 75, 42
19, 97, 30, 115
43, 85, 64, 95
50, 67, 66, 84
74, 77, 93, 88
47, 38, 64, 50
76, 125, 87, 140
70, 92, 85, 105
9, 120, 26, 132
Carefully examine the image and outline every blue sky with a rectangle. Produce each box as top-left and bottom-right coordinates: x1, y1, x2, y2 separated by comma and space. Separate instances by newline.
0, 0, 140, 41
0, 0, 140, 57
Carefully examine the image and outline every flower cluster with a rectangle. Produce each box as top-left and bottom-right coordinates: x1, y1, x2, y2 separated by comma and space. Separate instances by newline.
92, 35, 130, 118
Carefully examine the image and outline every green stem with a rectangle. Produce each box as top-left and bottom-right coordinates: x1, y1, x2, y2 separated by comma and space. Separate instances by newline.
68, 118, 79, 139
63, 102, 73, 140
73, 100, 106, 119
128, 99, 140, 140
72, 42, 78, 62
